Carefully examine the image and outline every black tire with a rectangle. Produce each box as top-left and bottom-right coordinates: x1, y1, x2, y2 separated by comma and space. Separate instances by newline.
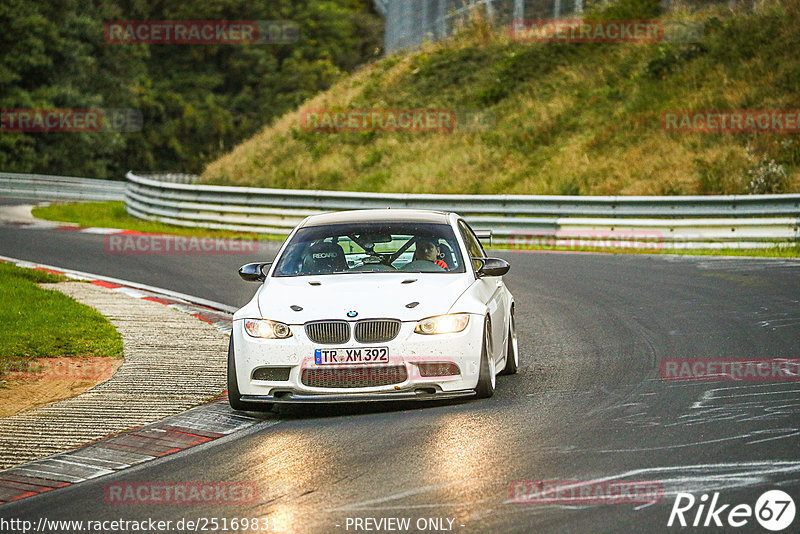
227, 337, 273, 412
227, 337, 249, 411
499, 307, 518, 376
475, 318, 496, 398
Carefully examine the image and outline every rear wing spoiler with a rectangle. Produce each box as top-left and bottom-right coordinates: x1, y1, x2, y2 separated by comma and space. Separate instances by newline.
474, 230, 493, 246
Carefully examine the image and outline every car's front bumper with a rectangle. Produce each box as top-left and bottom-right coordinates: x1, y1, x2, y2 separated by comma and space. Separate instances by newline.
231, 315, 484, 402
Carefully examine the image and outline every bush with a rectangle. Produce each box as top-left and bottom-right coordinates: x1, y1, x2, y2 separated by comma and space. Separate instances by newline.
584, 0, 661, 21
747, 159, 789, 194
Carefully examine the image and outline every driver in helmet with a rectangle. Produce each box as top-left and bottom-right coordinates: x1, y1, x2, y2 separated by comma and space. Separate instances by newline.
414, 239, 448, 270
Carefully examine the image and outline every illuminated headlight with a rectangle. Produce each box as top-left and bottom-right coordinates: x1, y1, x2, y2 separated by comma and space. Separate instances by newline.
244, 319, 292, 339
414, 314, 470, 335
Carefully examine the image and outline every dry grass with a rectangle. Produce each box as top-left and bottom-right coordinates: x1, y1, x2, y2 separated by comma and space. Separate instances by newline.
201, 1, 800, 195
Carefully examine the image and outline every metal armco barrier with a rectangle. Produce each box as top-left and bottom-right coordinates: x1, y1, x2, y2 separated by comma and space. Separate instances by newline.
0, 172, 126, 201
126, 172, 800, 249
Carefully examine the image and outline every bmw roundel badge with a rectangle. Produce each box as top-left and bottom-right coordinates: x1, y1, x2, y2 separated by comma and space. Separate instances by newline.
347, 310, 358, 318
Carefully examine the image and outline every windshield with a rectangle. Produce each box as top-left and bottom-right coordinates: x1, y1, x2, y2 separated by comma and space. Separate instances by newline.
273, 222, 465, 276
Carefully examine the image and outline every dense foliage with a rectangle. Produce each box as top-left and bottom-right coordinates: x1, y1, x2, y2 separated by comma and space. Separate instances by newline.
0, 0, 382, 178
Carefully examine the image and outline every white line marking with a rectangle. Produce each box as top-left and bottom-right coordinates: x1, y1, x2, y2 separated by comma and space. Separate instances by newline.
81, 227, 124, 234
0, 254, 236, 313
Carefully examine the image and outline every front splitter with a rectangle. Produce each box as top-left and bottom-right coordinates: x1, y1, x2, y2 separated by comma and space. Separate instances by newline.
240, 389, 476, 404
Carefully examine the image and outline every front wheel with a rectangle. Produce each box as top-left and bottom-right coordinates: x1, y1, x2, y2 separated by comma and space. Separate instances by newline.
475, 318, 496, 398
227, 337, 272, 412
499, 308, 518, 375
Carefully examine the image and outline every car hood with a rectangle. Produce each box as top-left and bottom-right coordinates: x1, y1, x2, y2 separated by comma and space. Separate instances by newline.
257, 273, 472, 324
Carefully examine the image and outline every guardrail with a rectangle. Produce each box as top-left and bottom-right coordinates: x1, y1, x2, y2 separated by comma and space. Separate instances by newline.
0, 172, 125, 201
126, 172, 800, 249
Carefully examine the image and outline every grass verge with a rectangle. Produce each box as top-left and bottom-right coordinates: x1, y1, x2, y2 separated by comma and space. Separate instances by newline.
32, 201, 284, 241
0, 262, 123, 385
30, 200, 799, 259
493, 244, 800, 258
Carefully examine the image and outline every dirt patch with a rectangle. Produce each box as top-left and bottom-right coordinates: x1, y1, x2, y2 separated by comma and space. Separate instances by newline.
0, 356, 123, 417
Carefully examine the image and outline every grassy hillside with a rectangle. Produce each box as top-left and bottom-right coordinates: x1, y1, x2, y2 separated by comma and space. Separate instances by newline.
202, 0, 800, 195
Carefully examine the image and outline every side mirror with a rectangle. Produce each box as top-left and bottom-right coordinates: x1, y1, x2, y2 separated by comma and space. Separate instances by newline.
473, 257, 510, 277
239, 262, 271, 282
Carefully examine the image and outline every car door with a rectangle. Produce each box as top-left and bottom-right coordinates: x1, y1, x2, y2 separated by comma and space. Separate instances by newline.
457, 219, 507, 363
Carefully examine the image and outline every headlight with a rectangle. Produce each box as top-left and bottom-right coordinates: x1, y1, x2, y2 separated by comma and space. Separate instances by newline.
414, 314, 470, 335
244, 319, 292, 339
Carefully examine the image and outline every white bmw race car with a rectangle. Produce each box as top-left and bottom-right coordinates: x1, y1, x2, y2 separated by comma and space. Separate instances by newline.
228, 209, 518, 410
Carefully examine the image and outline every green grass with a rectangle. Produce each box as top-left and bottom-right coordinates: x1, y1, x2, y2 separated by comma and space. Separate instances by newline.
492, 243, 800, 258
201, 0, 800, 196
32, 201, 284, 241
32, 201, 798, 259
0, 262, 123, 382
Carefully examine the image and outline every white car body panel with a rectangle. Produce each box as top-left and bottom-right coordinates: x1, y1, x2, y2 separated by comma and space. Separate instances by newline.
251, 273, 473, 324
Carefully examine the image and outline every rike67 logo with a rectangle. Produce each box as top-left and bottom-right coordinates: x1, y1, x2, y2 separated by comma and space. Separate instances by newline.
668, 490, 795, 531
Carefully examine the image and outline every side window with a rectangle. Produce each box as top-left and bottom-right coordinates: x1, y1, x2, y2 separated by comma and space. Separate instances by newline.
458, 220, 485, 272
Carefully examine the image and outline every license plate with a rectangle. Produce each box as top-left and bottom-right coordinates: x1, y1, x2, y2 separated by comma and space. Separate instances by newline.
314, 346, 389, 365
